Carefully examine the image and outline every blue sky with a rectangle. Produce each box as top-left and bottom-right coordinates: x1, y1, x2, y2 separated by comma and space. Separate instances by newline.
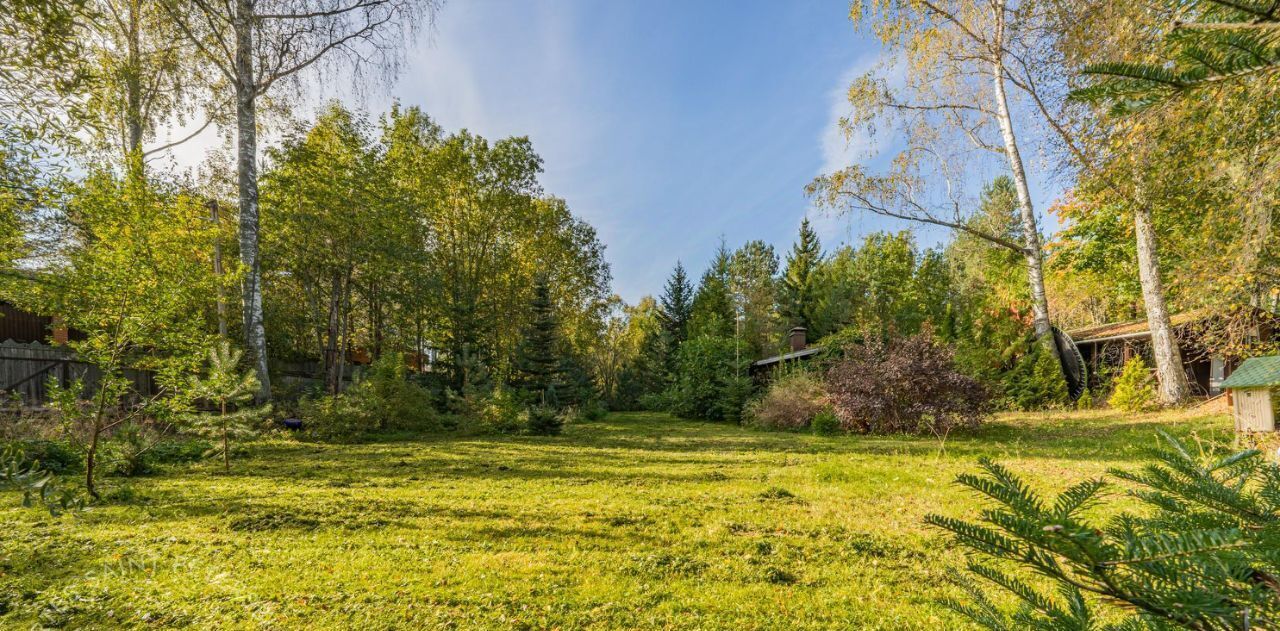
400, 0, 881, 302
169, 0, 1063, 302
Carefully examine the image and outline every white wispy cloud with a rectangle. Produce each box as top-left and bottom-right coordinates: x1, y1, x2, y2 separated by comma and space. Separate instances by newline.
807, 54, 893, 249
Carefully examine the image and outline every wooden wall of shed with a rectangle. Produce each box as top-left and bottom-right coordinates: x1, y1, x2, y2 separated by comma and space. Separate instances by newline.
0, 341, 154, 407
1233, 388, 1276, 432
0, 302, 53, 344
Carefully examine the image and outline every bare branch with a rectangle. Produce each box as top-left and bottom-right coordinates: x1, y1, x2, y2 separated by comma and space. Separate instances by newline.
257, 0, 391, 20
831, 188, 1032, 255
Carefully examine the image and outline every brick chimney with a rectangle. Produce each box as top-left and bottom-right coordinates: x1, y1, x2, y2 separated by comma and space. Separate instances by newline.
51, 316, 69, 345
788, 327, 807, 352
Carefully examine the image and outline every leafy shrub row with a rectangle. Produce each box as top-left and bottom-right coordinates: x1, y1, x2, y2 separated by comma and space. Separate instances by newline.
826, 334, 990, 435
746, 333, 991, 436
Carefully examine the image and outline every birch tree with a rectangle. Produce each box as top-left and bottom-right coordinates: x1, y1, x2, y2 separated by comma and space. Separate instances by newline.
809, 0, 1057, 347
82, 0, 215, 164
0, 0, 89, 139
161, 0, 438, 400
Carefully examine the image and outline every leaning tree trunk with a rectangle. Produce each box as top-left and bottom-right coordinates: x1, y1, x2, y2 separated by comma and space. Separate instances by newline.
234, 0, 271, 402
991, 8, 1054, 350
1133, 195, 1190, 405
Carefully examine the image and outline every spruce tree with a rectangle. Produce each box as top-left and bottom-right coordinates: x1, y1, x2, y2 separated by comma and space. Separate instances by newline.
688, 242, 735, 339
780, 218, 823, 332
515, 275, 563, 405
660, 261, 694, 345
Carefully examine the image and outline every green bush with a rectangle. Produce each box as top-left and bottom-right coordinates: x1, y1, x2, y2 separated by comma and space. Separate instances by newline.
102, 424, 158, 477
360, 353, 440, 432
744, 371, 827, 431
665, 335, 752, 422
1000, 342, 1069, 411
525, 404, 563, 435
478, 387, 525, 434
301, 354, 441, 441
1109, 356, 1157, 412
299, 394, 379, 442
579, 400, 608, 422
3, 439, 81, 474
811, 408, 841, 436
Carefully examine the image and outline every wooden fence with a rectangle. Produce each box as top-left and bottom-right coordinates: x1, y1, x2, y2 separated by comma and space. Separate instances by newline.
0, 340, 154, 407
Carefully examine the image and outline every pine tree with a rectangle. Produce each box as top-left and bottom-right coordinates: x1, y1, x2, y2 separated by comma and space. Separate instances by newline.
515, 275, 563, 405
929, 431, 1280, 630
780, 218, 823, 332
660, 261, 694, 345
688, 242, 735, 339
183, 341, 272, 472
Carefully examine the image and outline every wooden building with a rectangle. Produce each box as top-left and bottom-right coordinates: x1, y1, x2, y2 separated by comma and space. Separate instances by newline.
1220, 356, 1280, 432
749, 327, 822, 381
0, 301, 148, 406
1068, 310, 1274, 397
0, 301, 75, 345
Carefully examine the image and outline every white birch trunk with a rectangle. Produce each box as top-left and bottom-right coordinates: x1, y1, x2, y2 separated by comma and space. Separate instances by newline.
1133, 195, 1190, 405
991, 3, 1054, 348
234, 0, 271, 401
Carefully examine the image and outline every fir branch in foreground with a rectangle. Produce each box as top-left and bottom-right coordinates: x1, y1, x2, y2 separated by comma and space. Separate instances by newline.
928, 431, 1280, 630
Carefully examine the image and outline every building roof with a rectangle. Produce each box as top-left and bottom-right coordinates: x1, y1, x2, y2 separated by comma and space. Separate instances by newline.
1067, 309, 1211, 343
1220, 356, 1280, 389
751, 347, 822, 368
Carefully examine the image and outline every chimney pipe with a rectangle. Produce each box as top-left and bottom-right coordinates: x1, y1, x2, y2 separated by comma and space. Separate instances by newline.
788, 327, 807, 352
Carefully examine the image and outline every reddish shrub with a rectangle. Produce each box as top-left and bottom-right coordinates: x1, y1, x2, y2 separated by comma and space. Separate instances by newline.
825, 333, 990, 434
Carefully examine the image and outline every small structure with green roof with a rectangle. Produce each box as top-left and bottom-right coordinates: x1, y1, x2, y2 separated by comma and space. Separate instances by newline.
1220, 356, 1280, 432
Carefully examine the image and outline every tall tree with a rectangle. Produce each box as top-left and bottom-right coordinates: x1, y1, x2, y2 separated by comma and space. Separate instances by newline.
8, 164, 218, 498
1050, 2, 1270, 403
779, 218, 823, 331
809, 0, 1058, 352
83, 0, 211, 165
0, 0, 89, 141
163, 0, 438, 400
659, 261, 694, 345
260, 102, 377, 395
728, 240, 780, 359
689, 241, 735, 339
514, 275, 562, 404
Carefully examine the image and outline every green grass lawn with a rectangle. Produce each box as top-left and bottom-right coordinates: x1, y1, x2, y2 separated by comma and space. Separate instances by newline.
0, 408, 1233, 629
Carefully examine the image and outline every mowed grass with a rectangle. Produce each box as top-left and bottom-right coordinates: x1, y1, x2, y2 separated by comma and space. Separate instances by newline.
1, 408, 1233, 629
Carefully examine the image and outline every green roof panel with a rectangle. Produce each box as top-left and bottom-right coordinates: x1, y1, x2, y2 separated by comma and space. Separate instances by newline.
1220, 356, 1280, 389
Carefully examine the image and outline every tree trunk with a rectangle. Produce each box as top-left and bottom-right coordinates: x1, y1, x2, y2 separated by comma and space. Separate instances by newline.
221, 401, 229, 471
414, 316, 423, 372
324, 271, 342, 395
124, 0, 143, 157
234, 0, 271, 401
991, 5, 1054, 348
85, 426, 99, 500
335, 267, 353, 390
211, 200, 227, 338
371, 283, 383, 360
1133, 197, 1190, 405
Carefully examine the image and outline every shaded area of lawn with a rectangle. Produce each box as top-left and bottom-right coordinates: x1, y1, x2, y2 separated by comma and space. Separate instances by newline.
0, 408, 1231, 629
